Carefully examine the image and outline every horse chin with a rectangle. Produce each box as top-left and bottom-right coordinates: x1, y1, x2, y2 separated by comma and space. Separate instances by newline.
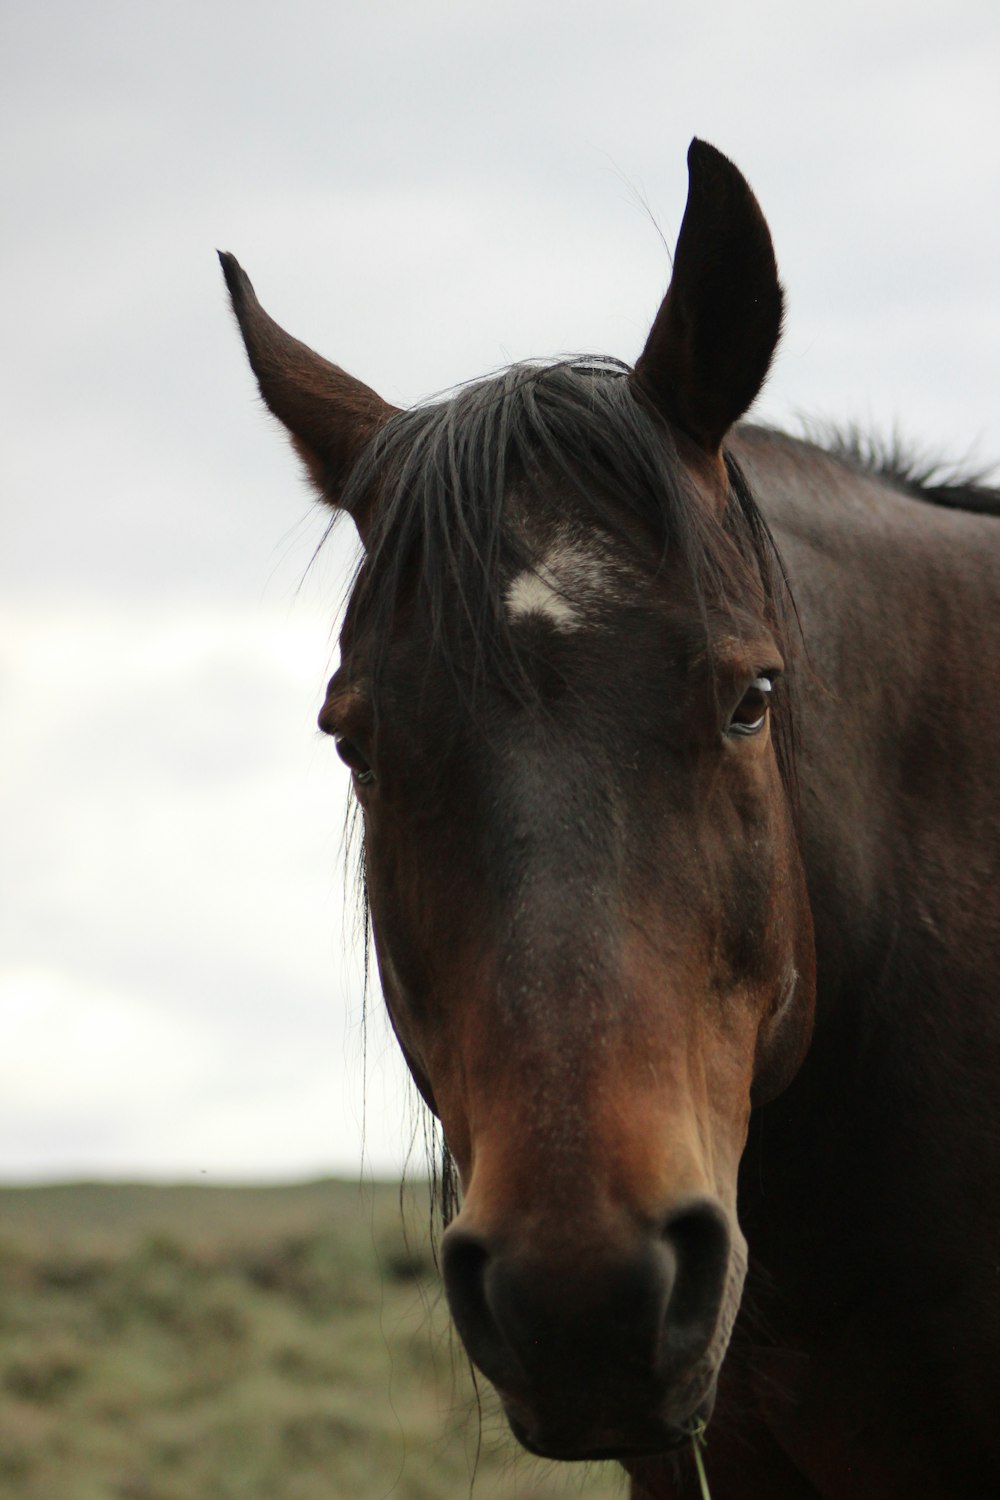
499, 1380, 717, 1463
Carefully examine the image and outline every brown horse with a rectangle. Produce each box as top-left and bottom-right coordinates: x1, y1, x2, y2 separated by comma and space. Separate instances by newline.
221, 141, 1000, 1499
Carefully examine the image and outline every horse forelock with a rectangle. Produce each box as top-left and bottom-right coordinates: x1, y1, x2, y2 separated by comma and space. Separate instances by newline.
335, 360, 799, 730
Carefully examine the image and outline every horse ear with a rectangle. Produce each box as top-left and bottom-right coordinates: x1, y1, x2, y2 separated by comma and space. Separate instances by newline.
632, 140, 783, 456
219, 252, 398, 536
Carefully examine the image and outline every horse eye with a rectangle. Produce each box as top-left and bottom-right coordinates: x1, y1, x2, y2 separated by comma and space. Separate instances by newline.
335, 735, 375, 785
728, 675, 774, 738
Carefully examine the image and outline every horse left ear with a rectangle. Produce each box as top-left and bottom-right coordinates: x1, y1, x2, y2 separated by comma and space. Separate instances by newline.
219, 252, 398, 537
632, 140, 783, 456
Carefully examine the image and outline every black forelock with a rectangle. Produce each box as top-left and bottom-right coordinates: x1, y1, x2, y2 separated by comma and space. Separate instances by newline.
334, 358, 797, 720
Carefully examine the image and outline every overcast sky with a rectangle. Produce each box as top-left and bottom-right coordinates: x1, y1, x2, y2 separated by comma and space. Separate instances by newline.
2, 0, 998, 1182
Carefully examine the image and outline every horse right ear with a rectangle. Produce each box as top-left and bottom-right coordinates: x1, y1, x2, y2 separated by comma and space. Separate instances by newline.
219, 252, 398, 538
632, 140, 783, 457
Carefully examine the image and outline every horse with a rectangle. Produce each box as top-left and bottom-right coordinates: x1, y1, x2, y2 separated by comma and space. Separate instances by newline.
220, 140, 1000, 1499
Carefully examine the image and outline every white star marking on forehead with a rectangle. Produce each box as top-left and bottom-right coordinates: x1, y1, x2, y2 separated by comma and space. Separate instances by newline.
505, 535, 616, 631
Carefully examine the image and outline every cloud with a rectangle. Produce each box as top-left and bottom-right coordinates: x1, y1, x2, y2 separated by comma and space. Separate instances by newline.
0, 601, 419, 1178
0, 963, 418, 1181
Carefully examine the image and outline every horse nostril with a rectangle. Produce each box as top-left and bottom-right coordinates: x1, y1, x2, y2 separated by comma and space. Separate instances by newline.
441, 1227, 488, 1331
441, 1227, 524, 1391
660, 1199, 732, 1367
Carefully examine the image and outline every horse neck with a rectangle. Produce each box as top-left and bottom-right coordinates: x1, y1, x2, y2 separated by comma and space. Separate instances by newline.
734, 428, 1000, 1037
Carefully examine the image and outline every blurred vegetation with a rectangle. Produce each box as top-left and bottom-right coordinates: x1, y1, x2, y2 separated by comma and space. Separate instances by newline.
0, 1180, 619, 1500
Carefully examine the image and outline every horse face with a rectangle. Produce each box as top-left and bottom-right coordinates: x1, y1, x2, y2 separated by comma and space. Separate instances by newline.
224, 138, 817, 1460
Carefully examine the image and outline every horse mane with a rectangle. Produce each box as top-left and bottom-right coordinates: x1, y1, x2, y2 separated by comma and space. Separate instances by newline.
338, 359, 798, 714
821, 425, 1000, 517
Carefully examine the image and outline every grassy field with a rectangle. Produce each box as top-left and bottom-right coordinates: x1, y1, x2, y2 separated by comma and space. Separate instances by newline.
0, 1179, 620, 1500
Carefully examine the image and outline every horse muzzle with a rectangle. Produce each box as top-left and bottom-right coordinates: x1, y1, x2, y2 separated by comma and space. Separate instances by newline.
441, 1195, 736, 1459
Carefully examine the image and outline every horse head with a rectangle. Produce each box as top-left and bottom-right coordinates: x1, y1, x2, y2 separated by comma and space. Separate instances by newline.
223, 139, 816, 1462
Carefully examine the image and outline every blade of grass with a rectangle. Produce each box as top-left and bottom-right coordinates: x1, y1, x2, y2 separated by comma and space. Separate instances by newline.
687, 1418, 712, 1500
